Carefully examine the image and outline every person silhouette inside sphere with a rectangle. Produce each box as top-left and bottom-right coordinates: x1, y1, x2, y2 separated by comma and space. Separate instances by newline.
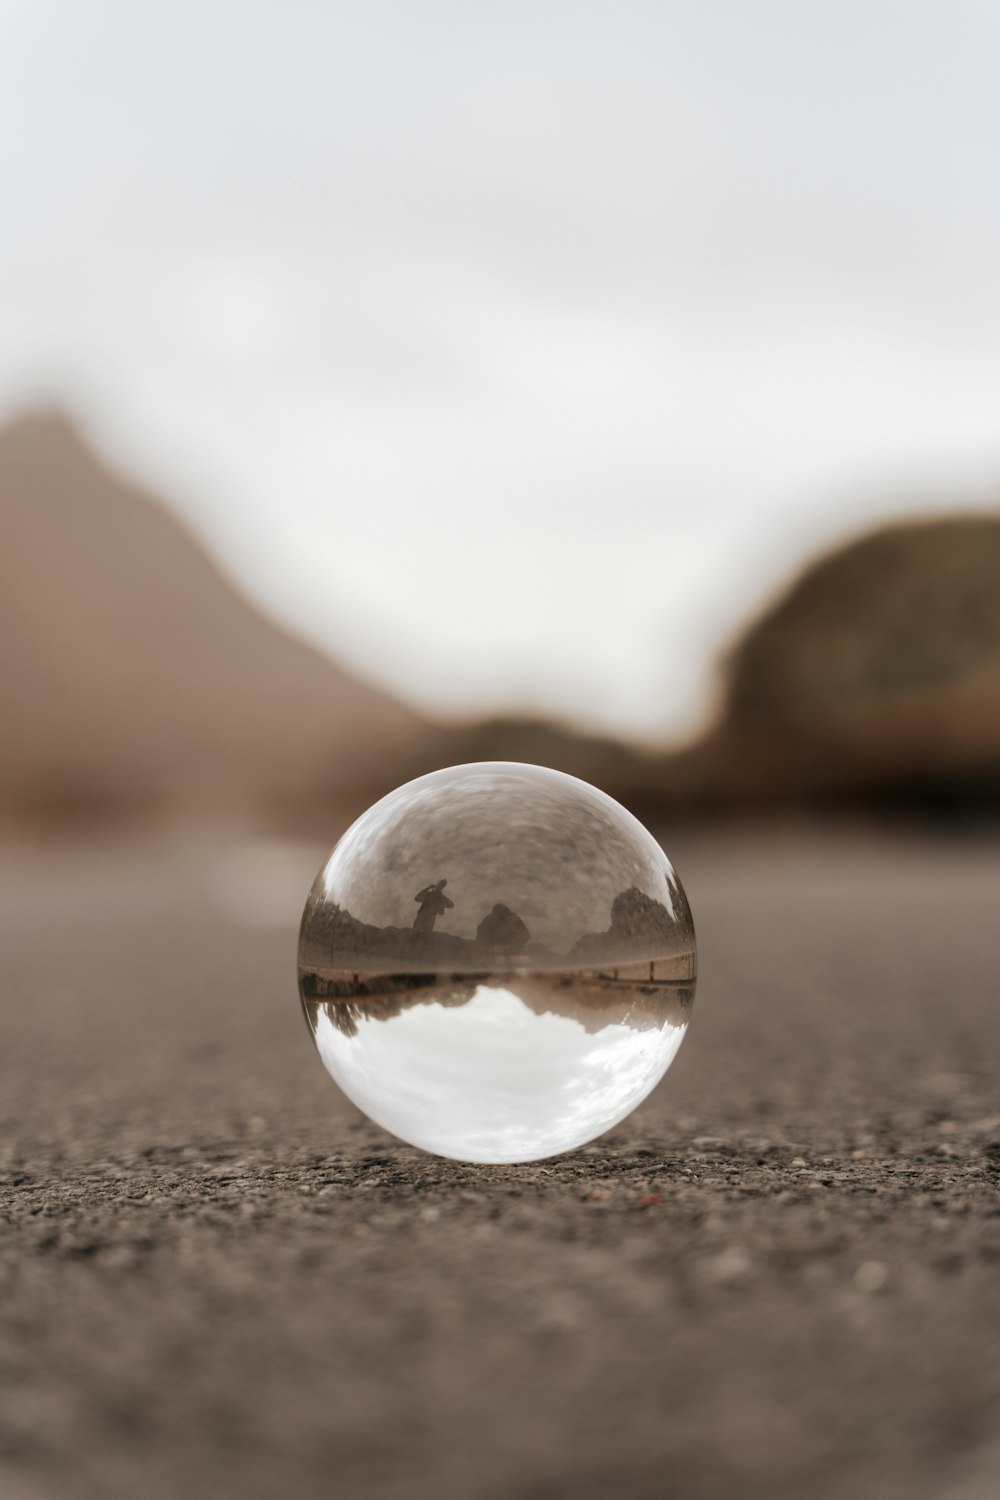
476, 902, 530, 959
413, 878, 454, 935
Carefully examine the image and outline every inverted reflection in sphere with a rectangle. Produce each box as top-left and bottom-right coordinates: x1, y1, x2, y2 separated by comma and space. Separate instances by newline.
298, 762, 696, 1163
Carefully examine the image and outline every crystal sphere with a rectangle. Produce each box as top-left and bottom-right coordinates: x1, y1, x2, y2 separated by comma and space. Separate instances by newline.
298, 762, 696, 1163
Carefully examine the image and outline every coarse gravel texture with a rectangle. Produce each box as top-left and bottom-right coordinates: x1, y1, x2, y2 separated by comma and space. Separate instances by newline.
1, 825, 998, 1500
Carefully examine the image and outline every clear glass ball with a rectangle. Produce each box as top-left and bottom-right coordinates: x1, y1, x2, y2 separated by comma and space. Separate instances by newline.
298, 762, 696, 1163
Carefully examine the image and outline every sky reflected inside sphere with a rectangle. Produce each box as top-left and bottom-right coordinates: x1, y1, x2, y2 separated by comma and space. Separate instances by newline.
310, 982, 688, 1163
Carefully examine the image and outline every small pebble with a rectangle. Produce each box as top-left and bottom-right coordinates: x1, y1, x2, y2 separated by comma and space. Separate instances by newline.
854, 1261, 889, 1293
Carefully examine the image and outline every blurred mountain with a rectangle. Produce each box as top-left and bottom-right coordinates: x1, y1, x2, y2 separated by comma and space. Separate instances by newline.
434, 716, 659, 799
4, 408, 997, 833
430, 514, 1000, 811
674, 514, 1000, 802
0, 410, 432, 829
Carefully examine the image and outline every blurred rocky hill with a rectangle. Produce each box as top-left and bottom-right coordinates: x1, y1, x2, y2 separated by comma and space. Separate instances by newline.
437, 515, 1000, 810
0, 411, 436, 831
2, 407, 998, 833
672, 515, 1000, 804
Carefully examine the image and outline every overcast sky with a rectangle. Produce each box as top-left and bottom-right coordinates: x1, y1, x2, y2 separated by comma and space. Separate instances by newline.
2, 1, 999, 739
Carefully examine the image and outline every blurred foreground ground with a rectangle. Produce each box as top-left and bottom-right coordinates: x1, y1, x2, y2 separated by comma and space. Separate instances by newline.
1, 824, 998, 1500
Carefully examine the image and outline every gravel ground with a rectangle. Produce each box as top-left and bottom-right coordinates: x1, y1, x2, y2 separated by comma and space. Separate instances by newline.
1, 826, 998, 1500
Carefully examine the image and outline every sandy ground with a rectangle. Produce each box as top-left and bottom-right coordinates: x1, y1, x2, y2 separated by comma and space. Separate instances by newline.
1, 824, 998, 1500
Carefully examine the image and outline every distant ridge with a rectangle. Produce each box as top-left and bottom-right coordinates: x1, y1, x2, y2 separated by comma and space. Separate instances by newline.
660, 512, 1000, 803
4, 409, 998, 832
0, 410, 431, 828
436, 513, 1000, 809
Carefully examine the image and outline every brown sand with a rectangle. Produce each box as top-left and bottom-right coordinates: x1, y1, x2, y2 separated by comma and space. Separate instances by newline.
1, 827, 998, 1500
